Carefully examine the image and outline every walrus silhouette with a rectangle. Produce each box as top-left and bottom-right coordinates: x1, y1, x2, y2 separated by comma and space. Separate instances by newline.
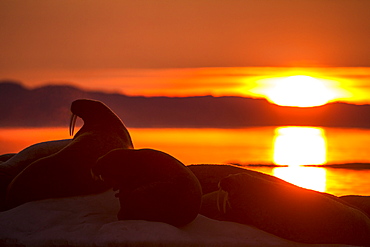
5, 99, 133, 209
92, 148, 202, 227
216, 172, 370, 246
0, 139, 72, 210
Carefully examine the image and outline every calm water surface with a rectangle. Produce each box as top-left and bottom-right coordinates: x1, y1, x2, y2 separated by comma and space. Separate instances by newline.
1, 126, 370, 196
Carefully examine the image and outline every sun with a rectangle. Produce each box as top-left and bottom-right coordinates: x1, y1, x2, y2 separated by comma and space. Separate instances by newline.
262, 75, 335, 107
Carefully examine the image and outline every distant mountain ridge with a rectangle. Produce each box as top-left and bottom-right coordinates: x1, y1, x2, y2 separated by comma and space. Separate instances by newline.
1, 81, 370, 129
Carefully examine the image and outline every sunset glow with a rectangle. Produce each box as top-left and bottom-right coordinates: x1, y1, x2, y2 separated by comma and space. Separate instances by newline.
255, 75, 339, 107
245, 68, 358, 105
273, 126, 327, 166
2, 0, 370, 206
273, 167, 327, 192
272, 126, 328, 191
4, 67, 367, 105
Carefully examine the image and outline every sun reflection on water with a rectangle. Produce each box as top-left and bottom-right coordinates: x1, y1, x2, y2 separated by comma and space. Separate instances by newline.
273, 126, 327, 166
272, 126, 328, 192
273, 167, 327, 192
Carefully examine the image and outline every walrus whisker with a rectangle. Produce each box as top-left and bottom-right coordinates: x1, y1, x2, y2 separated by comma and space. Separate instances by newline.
69, 113, 77, 136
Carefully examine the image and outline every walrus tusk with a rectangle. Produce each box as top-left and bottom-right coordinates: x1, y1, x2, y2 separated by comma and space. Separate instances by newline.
69, 113, 77, 136
224, 193, 231, 213
90, 169, 104, 181
216, 189, 222, 212
216, 188, 230, 214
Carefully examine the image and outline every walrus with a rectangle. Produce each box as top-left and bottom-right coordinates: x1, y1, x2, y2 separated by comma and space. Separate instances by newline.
0, 153, 17, 162
187, 164, 293, 194
340, 195, 370, 218
213, 172, 370, 246
0, 139, 71, 210
5, 99, 133, 209
92, 148, 202, 227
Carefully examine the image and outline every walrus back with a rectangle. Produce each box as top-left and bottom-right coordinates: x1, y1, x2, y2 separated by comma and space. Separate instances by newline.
93, 148, 202, 227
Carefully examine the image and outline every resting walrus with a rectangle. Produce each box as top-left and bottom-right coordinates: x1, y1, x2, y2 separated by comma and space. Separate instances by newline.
212, 172, 370, 246
92, 148, 202, 227
5, 99, 133, 209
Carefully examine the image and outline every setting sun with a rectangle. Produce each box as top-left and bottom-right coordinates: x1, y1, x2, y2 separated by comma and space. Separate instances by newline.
263, 75, 335, 107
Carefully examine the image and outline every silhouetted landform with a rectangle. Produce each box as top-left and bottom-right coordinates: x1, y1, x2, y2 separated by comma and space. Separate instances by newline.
2, 80, 370, 128
305, 163, 370, 170
239, 163, 370, 170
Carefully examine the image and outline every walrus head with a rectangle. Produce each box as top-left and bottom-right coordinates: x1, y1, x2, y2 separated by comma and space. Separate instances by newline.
69, 99, 131, 140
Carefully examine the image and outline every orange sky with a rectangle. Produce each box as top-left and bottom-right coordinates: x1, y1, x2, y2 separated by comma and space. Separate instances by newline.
1, 1, 370, 104
2, 67, 370, 105
1, 0, 369, 70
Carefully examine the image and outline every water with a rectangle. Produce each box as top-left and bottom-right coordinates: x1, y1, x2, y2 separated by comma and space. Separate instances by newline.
1, 126, 370, 196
